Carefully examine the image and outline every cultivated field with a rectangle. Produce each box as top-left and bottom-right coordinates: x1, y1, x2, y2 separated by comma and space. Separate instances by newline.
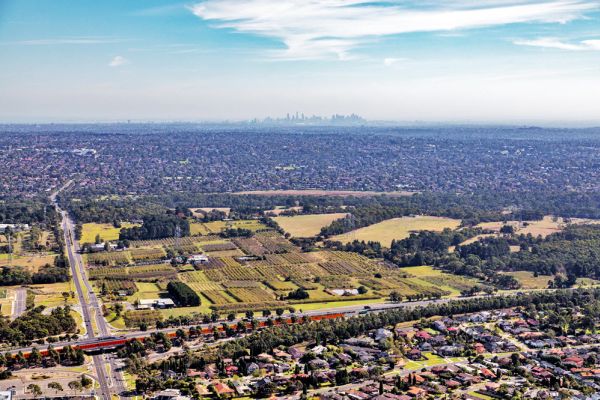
274, 213, 348, 237
331, 215, 461, 246
87, 220, 490, 322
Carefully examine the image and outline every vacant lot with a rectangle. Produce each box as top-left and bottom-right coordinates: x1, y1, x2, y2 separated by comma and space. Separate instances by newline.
274, 213, 347, 237
80, 222, 137, 244
331, 216, 461, 246
30, 281, 76, 307
0, 253, 58, 272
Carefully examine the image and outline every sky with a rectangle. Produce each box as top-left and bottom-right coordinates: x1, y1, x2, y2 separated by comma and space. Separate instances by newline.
0, 0, 599, 124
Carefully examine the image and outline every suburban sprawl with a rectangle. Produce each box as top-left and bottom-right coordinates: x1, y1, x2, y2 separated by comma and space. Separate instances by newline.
3, 124, 600, 400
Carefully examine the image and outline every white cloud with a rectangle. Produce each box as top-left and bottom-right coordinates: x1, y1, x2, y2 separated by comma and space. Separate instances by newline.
190, 0, 599, 59
108, 56, 129, 67
514, 37, 600, 50
383, 57, 406, 66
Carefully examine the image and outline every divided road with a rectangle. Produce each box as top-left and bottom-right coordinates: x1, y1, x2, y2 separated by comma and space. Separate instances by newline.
12, 287, 27, 319
51, 185, 117, 400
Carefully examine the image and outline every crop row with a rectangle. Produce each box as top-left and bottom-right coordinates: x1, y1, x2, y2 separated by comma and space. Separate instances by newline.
203, 290, 235, 305
227, 288, 275, 303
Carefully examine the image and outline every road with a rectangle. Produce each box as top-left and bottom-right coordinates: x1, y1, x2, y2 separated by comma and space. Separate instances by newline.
51, 184, 121, 400
12, 287, 27, 319
3, 291, 502, 357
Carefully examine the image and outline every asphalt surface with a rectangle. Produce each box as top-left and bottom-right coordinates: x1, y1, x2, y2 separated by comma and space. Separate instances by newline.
51, 186, 115, 400
12, 287, 27, 319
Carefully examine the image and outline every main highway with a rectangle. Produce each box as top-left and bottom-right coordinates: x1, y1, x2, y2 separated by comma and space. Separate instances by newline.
50, 184, 123, 400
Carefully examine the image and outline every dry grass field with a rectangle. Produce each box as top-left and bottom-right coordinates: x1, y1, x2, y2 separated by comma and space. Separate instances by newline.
0, 253, 58, 272
265, 206, 304, 216
331, 215, 461, 246
80, 222, 137, 244
274, 213, 348, 237
475, 215, 600, 238
504, 270, 600, 289
501, 271, 553, 289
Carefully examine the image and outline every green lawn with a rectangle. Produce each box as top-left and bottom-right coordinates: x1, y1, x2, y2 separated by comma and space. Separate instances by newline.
126, 282, 164, 302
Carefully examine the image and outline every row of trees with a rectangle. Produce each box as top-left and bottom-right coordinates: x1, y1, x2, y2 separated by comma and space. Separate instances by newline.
167, 282, 200, 307
218, 289, 595, 357
119, 214, 190, 241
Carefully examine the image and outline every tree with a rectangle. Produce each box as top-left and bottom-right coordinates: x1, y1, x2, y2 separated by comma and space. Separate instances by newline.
29, 347, 42, 365
389, 291, 402, 302
68, 380, 82, 394
48, 382, 63, 394
357, 285, 368, 294
114, 302, 124, 317
27, 384, 42, 398
80, 374, 93, 389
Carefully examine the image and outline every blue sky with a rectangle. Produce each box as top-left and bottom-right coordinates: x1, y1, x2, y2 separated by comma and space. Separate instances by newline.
0, 0, 599, 123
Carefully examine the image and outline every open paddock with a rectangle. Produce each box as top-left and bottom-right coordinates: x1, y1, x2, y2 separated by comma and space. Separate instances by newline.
330, 215, 461, 247
80, 222, 137, 244
501, 271, 552, 289
475, 216, 591, 238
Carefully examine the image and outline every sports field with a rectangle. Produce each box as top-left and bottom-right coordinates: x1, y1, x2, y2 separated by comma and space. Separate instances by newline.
274, 213, 347, 237
331, 215, 461, 246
